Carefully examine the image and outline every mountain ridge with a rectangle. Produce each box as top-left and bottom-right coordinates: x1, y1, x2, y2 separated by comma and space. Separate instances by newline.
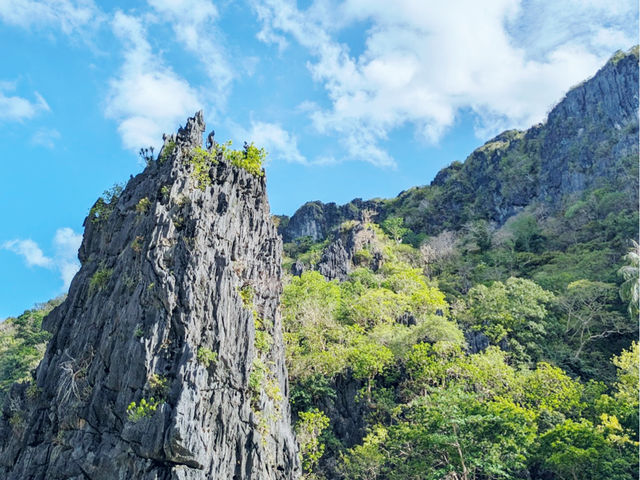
278, 46, 639, 244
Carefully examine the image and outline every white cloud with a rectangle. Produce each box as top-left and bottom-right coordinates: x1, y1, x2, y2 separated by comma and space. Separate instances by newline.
0, 83, 50, 121
31, 127, 61, 148
252, 0, 637, 166
105, 11, 201, 150
3, 228, 82, 291
53, 227, 82, 289
0, 0, 102, 34
2, 239, 53, 268
147, 0, 233, 101
233, 120, 307, 164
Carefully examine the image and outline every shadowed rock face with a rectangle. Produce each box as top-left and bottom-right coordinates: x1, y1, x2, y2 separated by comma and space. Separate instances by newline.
0, 112, 301, 480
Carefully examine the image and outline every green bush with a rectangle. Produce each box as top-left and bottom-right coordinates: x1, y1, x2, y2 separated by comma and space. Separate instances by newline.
197, 347, 218, 367
88, 184, 123, 224
221, 141, 266, 177
126, 397, 160, 422
189, 146, 217, 190
135, 197, 151, 214
89, 267, 113, 294
158, 141, 176, 164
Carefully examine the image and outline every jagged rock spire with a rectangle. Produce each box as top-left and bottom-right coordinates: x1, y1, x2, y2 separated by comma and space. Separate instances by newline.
0, 113, 301, 479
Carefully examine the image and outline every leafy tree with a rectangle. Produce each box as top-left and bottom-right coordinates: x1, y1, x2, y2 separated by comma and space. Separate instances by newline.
517, 362, 583, 416
464, 277, 553, 346
349, 339, 394, 399
533, 419, 637, 480
296, 408, 331, 476
558, 280, 632, 361
385, 388, 536, 480
382, 217, 409, 244
339, 426, 387, 480
618, 240, 640, 317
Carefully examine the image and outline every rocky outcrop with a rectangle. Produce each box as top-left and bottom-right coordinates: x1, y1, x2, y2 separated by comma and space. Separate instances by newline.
0, 112, 300, 479
298, 222, 382, 281
278, 199, 381, 243
280, 47, 639, 241
538, 48, 639, 203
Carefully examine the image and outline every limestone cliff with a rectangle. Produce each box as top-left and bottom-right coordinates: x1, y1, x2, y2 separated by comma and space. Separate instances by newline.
279, 47, 639, 242
0, 112, 301, 479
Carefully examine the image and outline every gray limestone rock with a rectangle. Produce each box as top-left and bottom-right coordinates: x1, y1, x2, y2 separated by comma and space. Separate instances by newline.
0, 112, 301, 480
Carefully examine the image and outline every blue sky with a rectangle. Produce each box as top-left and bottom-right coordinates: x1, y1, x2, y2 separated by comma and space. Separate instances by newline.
0, 0, 637, 319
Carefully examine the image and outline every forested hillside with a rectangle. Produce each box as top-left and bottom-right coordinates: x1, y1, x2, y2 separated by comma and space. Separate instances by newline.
277, 47, 639, 479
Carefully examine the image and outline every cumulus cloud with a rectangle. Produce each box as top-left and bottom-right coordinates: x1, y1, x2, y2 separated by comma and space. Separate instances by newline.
0, 83, 50, 122
3, 228, 83, 291
0, 0, 102, 34
232, 120, 307, 164
105, 11, 201, 150
252, 0, 637, 166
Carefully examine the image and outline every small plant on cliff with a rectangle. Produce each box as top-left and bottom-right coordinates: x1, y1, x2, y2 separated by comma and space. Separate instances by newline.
88, 183, 123, 224
218, 141, 266, 177
148, 374, 169, 397
138, 146, 155, 166
189, 146, 217, 190
135, 197, 151, 215
131, 236, 144, 253
254, 317, 273, 355
126, 397, 160, 422
158, 140, 176, 164
197, 347, 218, 367
239, 285, 255, 310
89, 267, 113, 294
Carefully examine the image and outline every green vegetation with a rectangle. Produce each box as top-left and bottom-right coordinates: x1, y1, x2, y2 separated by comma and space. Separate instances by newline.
131, 235, 144, 253
148, 373, 169, 397
189, 146, 218, 190
88, 183, 123, 224
197, 347, 218, 367
89, 267, 113, 294
138, 146, 155, 166
0, 298, 61, 403
158, 140, 176, 164
221, 141, 266, 177
126, 397, 160, 422
135, 197, 151, 214
188, 141, 267, 190
296, 408, 330, 474
281, 205, 638, 479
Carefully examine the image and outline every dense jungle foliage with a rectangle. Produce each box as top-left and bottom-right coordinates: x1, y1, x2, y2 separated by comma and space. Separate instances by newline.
282, 180, 639, 480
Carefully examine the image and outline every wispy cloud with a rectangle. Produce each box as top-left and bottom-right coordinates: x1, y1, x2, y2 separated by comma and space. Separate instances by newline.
105, 11, 201, 151
147, 0, 233, 102
31, 127, 61, 148
3, 239, 53, 268
0, 83, 50, 122
0, 0, 103, 35
252, 0, 637, 166
3, 227, 83, 291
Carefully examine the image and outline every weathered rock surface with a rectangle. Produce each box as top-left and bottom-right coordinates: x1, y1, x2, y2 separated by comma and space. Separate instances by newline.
278, 199, 381, 243
279, 47, 639, 242
0, 112, 300, 479
307, 222, 382, 281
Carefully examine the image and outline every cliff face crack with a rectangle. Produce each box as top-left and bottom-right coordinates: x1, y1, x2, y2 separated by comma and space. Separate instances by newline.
0, 111, 301, 480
